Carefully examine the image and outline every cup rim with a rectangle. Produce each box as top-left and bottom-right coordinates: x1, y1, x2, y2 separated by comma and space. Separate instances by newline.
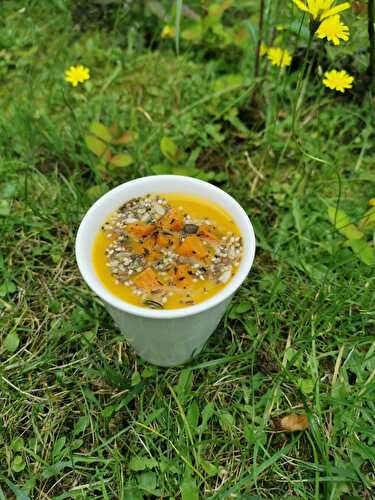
75, 175, 256, 319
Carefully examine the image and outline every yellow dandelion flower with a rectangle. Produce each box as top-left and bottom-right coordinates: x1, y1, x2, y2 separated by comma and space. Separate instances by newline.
65, 65, 90, 87
161, 25, 175, 38
267, 47, 292, 68
260, 42, 268, 56
323, 69, 354, 92
316, 15, 349, 44
292, 0, 350, 21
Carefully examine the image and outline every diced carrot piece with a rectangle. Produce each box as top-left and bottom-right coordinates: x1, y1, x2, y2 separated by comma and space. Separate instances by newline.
198, 225, 218, 241
133, 268, 162, 291
126, 223, 155, 238
173, 264, 193, 289
132, 241, 145, 255
177, 235, 208, 259
132, 235, 154, 254
145, 250, 161, 262
156, 233, 169, 247
156, 232, 179, 249
159, 208, 183, 231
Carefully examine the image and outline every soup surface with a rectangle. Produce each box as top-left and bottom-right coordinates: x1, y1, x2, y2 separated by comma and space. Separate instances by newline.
93, 193, 243, 309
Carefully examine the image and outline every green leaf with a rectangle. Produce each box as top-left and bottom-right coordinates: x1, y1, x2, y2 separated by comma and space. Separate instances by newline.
131, 372, 141, 386
219, 412, 235, 432
4, 332, 20, 353
186, 400, 200, 430
0, 200, 11, 216
86, 184, 108, 200
147, 0, 166, 19
176, 369, 193, 400
122, 487, 144, 500
52, 436, 66, 459
90, 122, 113, 142
11, 455, 26, 473
129, 456, 158, 471
109, 153, 134, 167
199, 458, 218, 476
180, 471, 199, 500
197, 402, 215, 433
244, 424, 266, 446
298, 378, 314, 395
208, 0, 233, 19
137, 471, 157, 493
42, 461, 72, 479
348, 239, 375, 266
0, 280, 17, 297
70, 438, 83, 449
181, 23, 204, 42
11, 437, 25, 452
151, 164, 171, 175
362, 207, 375, 229
84, 134, 107, 157
0, 478, 30, 500
160, 136, 177, 161
327, 207, 363, 240
292, 198, 304, 236
73, 416, 89, 436
228, 302, 251, 318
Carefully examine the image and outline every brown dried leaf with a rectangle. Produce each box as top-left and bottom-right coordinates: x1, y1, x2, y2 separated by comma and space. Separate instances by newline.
352, 1, 367, 15
112, 131, 139, 145
279, 414, 309, 433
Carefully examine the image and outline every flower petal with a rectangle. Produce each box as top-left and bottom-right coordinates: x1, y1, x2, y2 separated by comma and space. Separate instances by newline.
292, 0, 310, 13
320, 2, 350, 20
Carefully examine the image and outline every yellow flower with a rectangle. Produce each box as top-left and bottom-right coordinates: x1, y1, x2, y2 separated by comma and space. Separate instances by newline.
260, 42, 268, 56
161, 25, 175, 38
267, 47, 292, 68
65, 65, 90, 87
323, 69, 354, 92
316, 14, 349, 44
368, 198, 375, 207
292, 0, 350, 21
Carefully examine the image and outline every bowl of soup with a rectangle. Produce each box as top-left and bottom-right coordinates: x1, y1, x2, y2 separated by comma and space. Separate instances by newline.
76, 175, 256, 366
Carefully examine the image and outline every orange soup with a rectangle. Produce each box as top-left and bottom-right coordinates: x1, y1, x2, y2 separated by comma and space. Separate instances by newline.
93, 193, 243, 309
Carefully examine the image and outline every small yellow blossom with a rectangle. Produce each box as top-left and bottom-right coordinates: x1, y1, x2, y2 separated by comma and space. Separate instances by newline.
369, 198, 375, 207
267, 47, 292, 68
323, 69, 354, 92
316, 14, 349, 44
161, 25, 175, 38
292, 0, 350, 21
260, 42, 268, 56
65, 65, 90, 87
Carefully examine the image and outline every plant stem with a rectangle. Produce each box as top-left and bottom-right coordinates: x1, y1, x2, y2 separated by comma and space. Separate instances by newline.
291, 31, 314, 136
254, 0, 265, 79
368, 0, 375, 88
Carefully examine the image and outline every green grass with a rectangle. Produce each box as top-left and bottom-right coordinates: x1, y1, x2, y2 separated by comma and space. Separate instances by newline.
1, 1, 375, 498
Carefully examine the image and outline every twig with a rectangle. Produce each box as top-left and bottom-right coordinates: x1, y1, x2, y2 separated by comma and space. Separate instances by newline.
245, 151, 265, 179
1, 375, 47, 402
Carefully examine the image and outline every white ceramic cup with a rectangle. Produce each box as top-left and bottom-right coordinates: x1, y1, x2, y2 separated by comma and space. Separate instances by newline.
75, 175, 256, 367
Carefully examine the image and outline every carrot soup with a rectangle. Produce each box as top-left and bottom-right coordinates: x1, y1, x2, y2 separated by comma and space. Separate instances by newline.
93, 193, 243, 309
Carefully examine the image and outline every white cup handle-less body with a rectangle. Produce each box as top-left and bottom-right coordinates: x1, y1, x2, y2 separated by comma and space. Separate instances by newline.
106, 298, 231, 367
76, 176, 256, 367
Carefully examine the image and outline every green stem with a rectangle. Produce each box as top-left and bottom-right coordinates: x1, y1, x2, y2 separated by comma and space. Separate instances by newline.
368, 0, 375, 89
291, 30, 314, 136
62, 90, 99, 182
254, 0, 265, 79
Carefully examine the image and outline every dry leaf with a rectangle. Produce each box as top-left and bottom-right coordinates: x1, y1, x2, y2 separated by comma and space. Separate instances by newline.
352, 1, 367, 15
279, 414, 309, 432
